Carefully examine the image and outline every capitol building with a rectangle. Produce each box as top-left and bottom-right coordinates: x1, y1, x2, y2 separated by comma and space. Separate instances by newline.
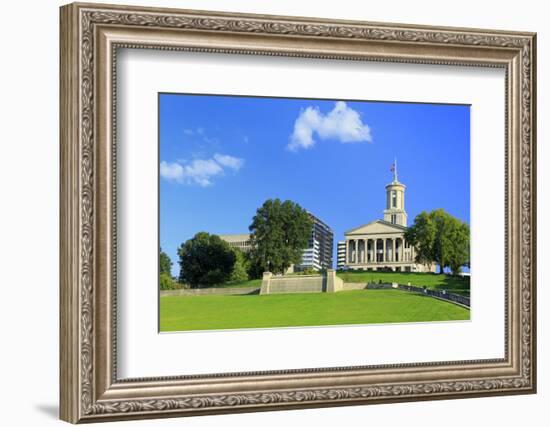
337, 162, 435, 273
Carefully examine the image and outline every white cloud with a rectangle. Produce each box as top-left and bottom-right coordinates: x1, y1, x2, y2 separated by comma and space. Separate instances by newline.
160, 161, 184, 181
160, 153, 244, 187
213, 153, 244, 171
288, 101, 372, 151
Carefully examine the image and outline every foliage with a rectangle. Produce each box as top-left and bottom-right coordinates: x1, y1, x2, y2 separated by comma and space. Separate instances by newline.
405, 209, 470, 275
177, 232, 236, 288
159, 272, 180, 290
229, 248, 249, 282
159, 248, 173, 276
160, 290, 470, 332
248, 199, 312, 275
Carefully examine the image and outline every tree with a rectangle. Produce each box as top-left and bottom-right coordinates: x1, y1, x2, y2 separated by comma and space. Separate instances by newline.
248, 199, 312, 275
159, 248, 173, 276
404, 211, 436, 267
229, 248, 249, 282
405, 209, 470, 275
177, 232, 236, 288
447, 220, 470, 274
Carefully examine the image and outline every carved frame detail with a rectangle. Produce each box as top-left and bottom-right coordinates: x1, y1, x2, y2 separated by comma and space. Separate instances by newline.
60, 2, 536, 423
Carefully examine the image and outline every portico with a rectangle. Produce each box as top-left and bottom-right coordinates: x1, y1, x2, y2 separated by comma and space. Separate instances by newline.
343, 221, 424, 271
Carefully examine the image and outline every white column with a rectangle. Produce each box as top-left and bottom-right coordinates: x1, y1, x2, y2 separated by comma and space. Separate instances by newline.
382, 239, 386, 263
367, 239, 374, 263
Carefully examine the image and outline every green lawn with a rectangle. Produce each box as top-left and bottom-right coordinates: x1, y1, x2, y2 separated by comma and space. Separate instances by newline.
160, 290, 470, 332
336, 271, 470, 296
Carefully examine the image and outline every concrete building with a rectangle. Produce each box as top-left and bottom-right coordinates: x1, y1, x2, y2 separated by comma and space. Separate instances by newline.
337, 241, 347, 269
219, 234, 252, 252
342, 161, 435, 273
295, 211, 334, 271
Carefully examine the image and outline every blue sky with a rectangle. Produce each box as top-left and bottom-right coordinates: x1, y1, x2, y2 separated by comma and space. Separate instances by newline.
159, 93, 470, 275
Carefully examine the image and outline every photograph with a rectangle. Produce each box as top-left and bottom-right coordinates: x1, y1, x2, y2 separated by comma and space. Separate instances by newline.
158, 94, 471, 332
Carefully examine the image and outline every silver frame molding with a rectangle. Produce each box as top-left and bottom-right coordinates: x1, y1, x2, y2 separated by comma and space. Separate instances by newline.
60, 2, 537, 423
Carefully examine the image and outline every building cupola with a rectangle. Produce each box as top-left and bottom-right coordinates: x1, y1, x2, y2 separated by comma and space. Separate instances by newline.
383, 158, 407, 226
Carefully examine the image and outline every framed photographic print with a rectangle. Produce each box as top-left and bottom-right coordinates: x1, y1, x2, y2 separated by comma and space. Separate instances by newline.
60, 2, 537, 423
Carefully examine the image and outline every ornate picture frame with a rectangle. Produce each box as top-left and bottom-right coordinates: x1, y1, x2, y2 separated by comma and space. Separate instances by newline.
60, 2, 536, 423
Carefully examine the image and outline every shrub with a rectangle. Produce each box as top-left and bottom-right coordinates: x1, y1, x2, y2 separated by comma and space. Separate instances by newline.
160, 272, 179, 290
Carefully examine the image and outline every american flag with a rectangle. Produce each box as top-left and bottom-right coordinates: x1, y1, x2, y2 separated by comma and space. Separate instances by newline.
390, 162, 396, 172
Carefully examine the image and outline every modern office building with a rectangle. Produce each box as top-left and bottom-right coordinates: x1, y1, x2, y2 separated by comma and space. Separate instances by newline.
295, 211, 334, 271
337, 241, 347, 270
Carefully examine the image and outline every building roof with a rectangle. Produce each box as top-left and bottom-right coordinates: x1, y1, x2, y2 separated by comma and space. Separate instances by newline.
344, 219, 407, 236
218, 233, 251, 242
305, 210, 333, 232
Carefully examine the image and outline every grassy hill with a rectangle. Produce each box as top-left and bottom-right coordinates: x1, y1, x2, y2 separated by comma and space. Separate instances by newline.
336, 271, 470, 296
176, 271, 470, 296
160, 290, 470, 332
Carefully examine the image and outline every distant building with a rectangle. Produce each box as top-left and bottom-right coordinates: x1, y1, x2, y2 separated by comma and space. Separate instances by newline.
337, 241, 347, 269
342, 161, 435, 273
295, 211, 334, 271
219, 234, 252, 252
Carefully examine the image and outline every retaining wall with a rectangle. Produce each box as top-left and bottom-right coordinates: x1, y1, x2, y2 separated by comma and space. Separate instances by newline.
160, 287, 259, 297
260, 270, 343, 295
341, 283, 369, 291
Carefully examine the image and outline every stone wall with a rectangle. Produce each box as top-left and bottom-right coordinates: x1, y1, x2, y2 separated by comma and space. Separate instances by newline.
260, 270, 344, 295
341, 282, 369, 291
160, 287, 259, 297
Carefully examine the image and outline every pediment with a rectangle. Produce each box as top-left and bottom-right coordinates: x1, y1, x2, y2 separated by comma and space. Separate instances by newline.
345, 220, 406, 236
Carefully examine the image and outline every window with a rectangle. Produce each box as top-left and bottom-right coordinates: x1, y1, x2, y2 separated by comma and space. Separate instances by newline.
391, 214, 396, 224
391, 190, 397, 208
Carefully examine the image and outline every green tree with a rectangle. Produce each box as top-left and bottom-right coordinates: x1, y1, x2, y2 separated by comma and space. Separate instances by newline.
405, 209, 470, 275
404, 211, 436, 267
160, 272, 179, 290
229, 248, 249, 282
159, 248, 173, 276
178, 232, 236, 288
248, 199, 312, 275
447, 220, 470, 274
